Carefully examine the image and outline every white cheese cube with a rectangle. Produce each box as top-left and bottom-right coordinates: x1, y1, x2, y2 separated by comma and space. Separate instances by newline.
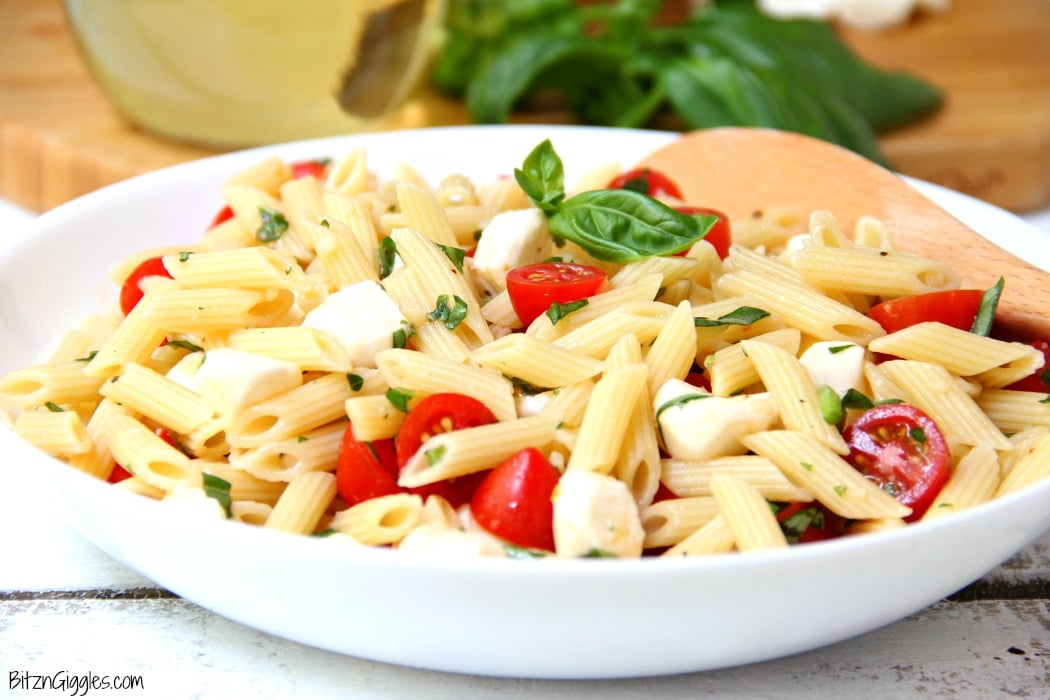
397, 525, 508, 559
799, 341, 866, 397
167, 348, 301, 415
162, 485, 226, 520
653, 378, 778, 461
552, 471, 644, 559
472, 208, 552, 294
301, 280, 408, 368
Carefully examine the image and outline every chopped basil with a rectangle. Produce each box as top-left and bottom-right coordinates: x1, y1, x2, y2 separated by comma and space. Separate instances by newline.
297, 435, 309, 443
44, 401, 64, 413
177, 251, 192, 263
320, 219, 330, 228
545, 299, 588, 325
828, 344, 854, 354
202, 473, 233, 518
909, 426, 927, 444
655, 393, 710, 423
392, 322, 413, 349
937, 502, 954, 509
74, 350, 99, 363
970, 277, 1004, 337
312, 528, 338, 537
166, 339, 205, 354
841, 388, 875, 411
801, 461, 813, 471
817, 384, 844, 426
1040, 395, 1050, 405
256, 206, 289, 243
379, 237, 398, 278
582, 548, 616, 558
694, 306, 770, 327
427, 294, 469, 331
424, 445, 447, 466
779, 505, 824, 544
386, 388, 414, 412
833, 484, 847, 496
504, 544, 548, 560
437, 244, 466, 273
346, 373, 365, 391
510, 376, 543, 395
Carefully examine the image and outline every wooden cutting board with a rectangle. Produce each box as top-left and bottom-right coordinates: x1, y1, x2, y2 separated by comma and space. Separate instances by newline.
1, 0, 1048, 214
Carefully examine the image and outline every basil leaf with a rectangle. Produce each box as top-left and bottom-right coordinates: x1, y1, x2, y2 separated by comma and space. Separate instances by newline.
694, 306, 770, 327
256, 207, 289, 243
817, 384, 844, 426
386, 388, 414, 413
45, 401, 64, 413
346, 373, 364, 391
437, 244, 466, 274
546, 299, 588, 325
655, 392, 710, 424
970, 277, 1004, 337
202, 473, 232, 518
428, 294, 470, 331
513, 139, 565, 216
841, 388, 874, 411
379, 237, 398, 278
166, 339, 205, 354
549, 189, 714, 262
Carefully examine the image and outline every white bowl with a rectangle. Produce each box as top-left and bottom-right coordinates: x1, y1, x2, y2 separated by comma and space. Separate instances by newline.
2, 125, 1049, 679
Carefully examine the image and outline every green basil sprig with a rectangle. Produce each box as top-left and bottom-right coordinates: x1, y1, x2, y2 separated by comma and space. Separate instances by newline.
515, 139, 715, 262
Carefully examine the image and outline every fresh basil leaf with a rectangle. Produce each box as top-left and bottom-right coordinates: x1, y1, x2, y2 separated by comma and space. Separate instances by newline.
817, 384, 844, 426
386, 388, 414, 413
549, 189, 713, 262
545, 299, 588, 325
428, 294, 470, 331
45, 401, 64, 413
256, 207, 289, 243
202, 473, 232, 518
514, 139, 565, 216
779, 505, 824, 544
437, 244, 466, 274
694, 306, 769, 327
655, 392, 710, 424
841, 388, 874, 411
970, 277, 1004, 337
379, 237, 398, 278
166, 339, 205, 354
504, 543, 548, 560
346, 373, 364, 391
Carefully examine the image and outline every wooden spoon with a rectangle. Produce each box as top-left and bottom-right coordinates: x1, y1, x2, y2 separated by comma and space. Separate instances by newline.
637, 127, 1048, 340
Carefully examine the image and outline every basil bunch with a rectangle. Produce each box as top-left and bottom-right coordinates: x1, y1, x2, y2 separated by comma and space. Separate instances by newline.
515, 139, 716, 262
432, 0, 942, 166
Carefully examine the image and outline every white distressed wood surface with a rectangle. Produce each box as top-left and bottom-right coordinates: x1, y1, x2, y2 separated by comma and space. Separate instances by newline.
3, 203, 1050, 698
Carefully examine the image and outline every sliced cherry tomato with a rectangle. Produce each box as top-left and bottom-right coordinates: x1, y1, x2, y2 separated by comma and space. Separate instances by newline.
1006, 339, 1050, 392
776, 501, 847, 543
209, 205, 235, 229
394, 393, 499, 507
505, 262, 608, 326
675, 206, 732, 260
843, 403, 950, 522
867, 289, 984, 334
335, 424, 403, 507
119, 256, 173, 316
290, 158, 330, 180
107, 463, 133, 484
607, 167, 683, 200
470, 447, 561, 551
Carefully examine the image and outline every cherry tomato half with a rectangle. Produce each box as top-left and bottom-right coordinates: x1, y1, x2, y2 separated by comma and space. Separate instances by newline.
1006, 339, 1050, 392
395, 393, 499, 507
119, 256, 173, 316
843, 403, 950, 522
107, 463, 133, 484
289, 158, 330, 180
506, 262, 609, 326
209, 205, 235, 229
335, 425, 402, 507
470, 447, 561, 551
675, 205, 732, 259
867, 289, 984, 334
607, 168, 683, 200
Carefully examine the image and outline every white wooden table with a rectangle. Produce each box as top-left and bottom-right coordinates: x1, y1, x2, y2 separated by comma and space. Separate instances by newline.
3, 200, 1049, 699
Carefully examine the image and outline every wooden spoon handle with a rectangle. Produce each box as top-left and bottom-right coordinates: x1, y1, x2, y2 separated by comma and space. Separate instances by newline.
638, 128, 1050, 340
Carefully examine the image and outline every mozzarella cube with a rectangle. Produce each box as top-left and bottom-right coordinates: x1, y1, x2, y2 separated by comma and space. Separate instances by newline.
397, 525, 509, 559
472, 208, 552, 294
162, 485, 227, 520
552, 471, 645, 559
301, 280, 408, 368
167, 348, 301, 414
799, 341, 866, 397
653, 379, 778, 461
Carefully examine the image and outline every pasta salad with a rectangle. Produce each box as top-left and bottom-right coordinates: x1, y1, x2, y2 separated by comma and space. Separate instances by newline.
3, 139, 1049, 560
